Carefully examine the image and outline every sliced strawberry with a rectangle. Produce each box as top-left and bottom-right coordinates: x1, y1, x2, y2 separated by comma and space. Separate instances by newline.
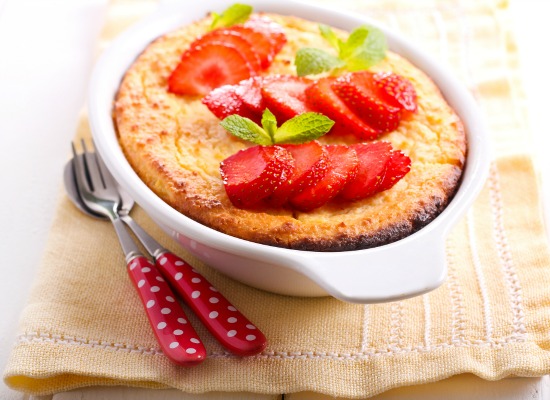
226, 25, 276, 69
305, 76, 381, 140
332, 72, 401, 133
220, 145, 294, 208
374, 72, 418, 114
202, 77, 264, 123
202, 83, 260, 123
261, 75, 313, 123
290, 145, 359, 211
338, 141, 394, 201
168, 43, 256, 96
377, 149, 411, 192
191, 29, 262, 72
266, 141, 328, 206
244, 15, 287, 56
233, 76, 265, 116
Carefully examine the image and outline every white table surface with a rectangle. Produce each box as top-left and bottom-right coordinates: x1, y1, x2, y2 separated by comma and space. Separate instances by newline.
1, 0, 549, 399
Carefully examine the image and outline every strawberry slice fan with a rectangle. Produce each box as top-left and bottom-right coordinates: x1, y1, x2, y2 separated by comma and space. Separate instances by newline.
168, 16, 287, 96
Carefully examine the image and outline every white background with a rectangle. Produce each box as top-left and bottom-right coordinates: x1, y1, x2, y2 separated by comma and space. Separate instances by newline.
0, 0, 548, 399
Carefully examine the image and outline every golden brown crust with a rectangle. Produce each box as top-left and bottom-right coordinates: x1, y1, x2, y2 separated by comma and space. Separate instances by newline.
114, 13, 467, 252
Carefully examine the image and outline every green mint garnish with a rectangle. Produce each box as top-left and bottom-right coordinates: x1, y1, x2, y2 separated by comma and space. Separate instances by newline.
319, 24, 343, 49
295, 48, 345, 77
210, 3, 253, 30
295, 24, 387, 76
273, 112, 335, 144
340, 25, 387, 71
220, 114, 272, 145
220, 109, 334, 145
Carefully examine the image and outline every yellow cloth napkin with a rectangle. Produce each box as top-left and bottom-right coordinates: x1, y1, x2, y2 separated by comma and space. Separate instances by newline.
4, 0, 550, 398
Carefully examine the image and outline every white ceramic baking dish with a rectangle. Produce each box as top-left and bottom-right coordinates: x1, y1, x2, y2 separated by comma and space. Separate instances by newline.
88, 0, 490, 303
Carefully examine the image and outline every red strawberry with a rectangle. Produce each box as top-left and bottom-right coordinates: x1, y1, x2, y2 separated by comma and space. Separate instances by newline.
266, 141, 328, 206
261, 75, 313, 123
191, 29, 262, 72
202, 77, 264, 124
227, 25, 278, 69
377, 149, 411, 191
244, 16, 287, 56
168, 43, 256, 96
290, 145, 359, 211
338, 141, 394, 201
374, 72, 418, 114
332, 72, 401, 133
305, 76, 381, 140
220, 145, 294, 208
233, 76, 265, 115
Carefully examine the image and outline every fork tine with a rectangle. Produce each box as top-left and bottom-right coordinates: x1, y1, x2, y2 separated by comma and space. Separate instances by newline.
94, 142, 120, 191
71, 141, 91, 193
81, 139, 104, 192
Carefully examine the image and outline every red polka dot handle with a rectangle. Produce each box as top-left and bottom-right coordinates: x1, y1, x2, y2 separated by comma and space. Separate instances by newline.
155, 251, 267, 356
127, 255, 207, 366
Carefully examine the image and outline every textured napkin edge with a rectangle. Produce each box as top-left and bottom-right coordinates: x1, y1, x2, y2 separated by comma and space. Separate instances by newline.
5, 337, 550, 397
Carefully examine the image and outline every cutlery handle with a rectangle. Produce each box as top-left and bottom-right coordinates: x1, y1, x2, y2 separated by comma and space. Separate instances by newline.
155, 252, 267, 356
127, 255, 207, 366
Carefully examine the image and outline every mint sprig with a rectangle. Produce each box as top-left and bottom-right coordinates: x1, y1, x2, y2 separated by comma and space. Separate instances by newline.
220, 109, 334, 145
295, 24, 387, 76
210, 3, 253, 30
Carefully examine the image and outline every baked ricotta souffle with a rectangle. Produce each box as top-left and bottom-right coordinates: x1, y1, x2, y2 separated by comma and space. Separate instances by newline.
114, 9, 467, 251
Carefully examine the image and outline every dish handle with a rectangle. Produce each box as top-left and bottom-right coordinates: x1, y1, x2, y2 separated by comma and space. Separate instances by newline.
292, 232, 448, 304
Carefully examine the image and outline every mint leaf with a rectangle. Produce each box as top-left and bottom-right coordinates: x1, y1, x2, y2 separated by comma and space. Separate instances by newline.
319, 24, 343, 50
295, 24, 387, 76
339, 25, 387, 71
295, 48, 345, 77
220, 110, 334, 145
261, 108, 278, 141
273, 112, 335, 144
220, 115, 272, 145
210, 3, 253, 30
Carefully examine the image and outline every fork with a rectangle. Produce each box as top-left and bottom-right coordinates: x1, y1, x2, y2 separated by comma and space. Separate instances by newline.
71, 140, 206, 366
71, 140, 267, 358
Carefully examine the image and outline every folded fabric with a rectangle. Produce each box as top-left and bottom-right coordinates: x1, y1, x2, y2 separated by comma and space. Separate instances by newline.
4, 0, 550, 398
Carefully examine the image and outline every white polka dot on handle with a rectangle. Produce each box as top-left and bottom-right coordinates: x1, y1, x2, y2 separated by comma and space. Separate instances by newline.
209, 311, 218, 319
150, 286, 160, 293
209, 297, 219, 304
174, 272, 183, 280
156, 276, 165, 282
175, 261, 184, 266
166, 296, 175, 302
246, 324, 256, 330
146, 300, 155, 308
227, 306, 237, 311
190, 338, 201, 344
191, 291, 200, 299
161, 308, 171, 314
169, 342, 179, 349
228, 317, 237, 323
191, 277, 201, 283
129, 261, 138, 270
137, 279, 145, 288
141, 267, 151, 273
157, 321, 167, 329
246, 335, 256, 341
186, 348, 196, 354
173, 329, 183, 335
227, 330, 237, 337
209, 286, 218, 292
178, 318, 187, 324
159, 257, 167, 265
